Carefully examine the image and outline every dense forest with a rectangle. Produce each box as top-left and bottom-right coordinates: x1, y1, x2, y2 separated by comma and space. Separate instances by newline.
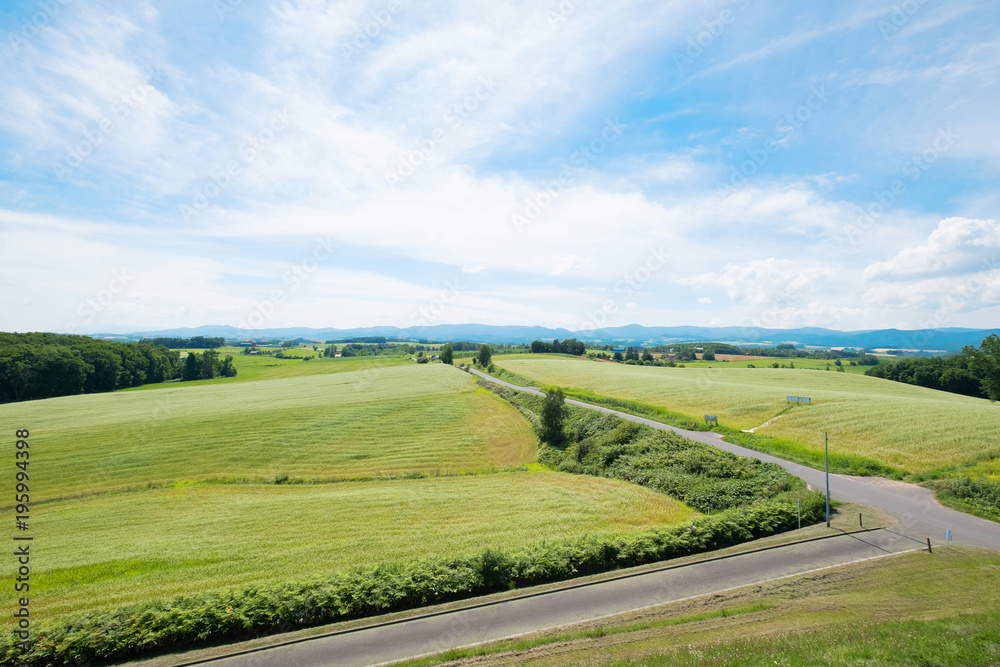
865, 334, 1000, 400
0, 333, 235, 404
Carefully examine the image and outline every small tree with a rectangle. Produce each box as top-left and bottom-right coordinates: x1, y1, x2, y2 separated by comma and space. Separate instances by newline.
476, 344, 492, 368
541, 387, 568, 445
440, 344, 454, 365
641, 350, 653, 362
182, 352, 201, 381
201, 349, 218, 379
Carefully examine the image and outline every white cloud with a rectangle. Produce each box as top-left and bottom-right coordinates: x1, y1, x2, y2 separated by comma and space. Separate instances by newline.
462, 265, 486, 273
697, 296, 712, 304
680, 258, 837, 307
863, 217, 1000, 282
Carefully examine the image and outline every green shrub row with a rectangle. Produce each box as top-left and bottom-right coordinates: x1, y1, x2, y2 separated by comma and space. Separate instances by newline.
931, 476, 1000, 521
2, 497, 825, 667
481, 382, 802, 513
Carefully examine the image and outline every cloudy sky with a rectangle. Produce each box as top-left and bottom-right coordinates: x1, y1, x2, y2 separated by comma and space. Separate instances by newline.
1, 0, 999, 334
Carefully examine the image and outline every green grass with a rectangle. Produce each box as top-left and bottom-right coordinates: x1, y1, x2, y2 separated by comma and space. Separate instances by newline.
495, 357, 1000, 474
0, 472, 697, 623
401, 547, 1000, 667
1, 364, 540, 502
675, 356, 872, 374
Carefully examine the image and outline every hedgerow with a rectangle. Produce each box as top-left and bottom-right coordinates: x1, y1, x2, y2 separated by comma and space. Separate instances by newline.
2, 496, 824, 666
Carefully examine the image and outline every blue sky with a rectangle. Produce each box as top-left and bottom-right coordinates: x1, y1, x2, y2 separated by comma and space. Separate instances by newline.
1, 0, 998, 334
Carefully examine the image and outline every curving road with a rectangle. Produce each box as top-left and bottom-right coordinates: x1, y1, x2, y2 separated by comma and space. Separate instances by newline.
191, 367, 1000, 667
468, 367, 1000, 552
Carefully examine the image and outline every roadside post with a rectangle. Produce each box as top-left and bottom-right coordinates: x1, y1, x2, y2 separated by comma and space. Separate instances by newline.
945, 529, 952, 545
797, 498, 801, 529
825, 432, 830, 528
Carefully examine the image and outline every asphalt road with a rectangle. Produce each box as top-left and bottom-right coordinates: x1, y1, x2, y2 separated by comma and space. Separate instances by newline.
468, 367, 1000, 552
202, 530, 919, 667
193, 367, 1000, 666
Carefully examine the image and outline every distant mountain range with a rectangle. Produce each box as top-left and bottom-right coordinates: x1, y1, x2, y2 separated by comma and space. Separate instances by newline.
80, 324, 999, 352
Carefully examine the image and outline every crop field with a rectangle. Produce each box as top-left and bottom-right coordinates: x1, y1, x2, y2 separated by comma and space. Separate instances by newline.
673, 356, 872, 374
495, 357, 1000, 473
2, 472, 694, 621
1, 360, 707, 640
2, 364, 537, 501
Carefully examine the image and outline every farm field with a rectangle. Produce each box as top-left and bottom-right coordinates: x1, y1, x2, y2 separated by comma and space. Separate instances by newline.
1, 472, 695, 621
1, 364, 536, 501
494, 357, 1000, 473
673, 356, 872, 374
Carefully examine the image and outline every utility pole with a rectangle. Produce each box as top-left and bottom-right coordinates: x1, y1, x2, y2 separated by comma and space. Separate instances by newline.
825, 431, 831, 528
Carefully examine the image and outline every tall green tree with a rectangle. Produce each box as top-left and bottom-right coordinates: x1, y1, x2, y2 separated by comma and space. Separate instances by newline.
967, 333, 1000, 401
541, 387, 568, 445
183, 352, 201, 381
201, 349, 218, 379
440, 344, 454, 365
476, 344, 492, 368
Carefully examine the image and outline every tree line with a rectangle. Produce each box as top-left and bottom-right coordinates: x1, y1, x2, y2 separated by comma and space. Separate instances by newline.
865, 334, 1000, 400
0, 333, 235, 403
529, 338, 586, 355
143, 336, 225, 349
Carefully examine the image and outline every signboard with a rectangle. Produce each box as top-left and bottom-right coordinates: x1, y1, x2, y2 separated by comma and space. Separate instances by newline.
945, 529, 953, 542
786, 396, 811, 403
704, 415, 718, 424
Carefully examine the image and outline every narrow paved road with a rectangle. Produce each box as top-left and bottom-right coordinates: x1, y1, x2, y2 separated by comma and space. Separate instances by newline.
468, 367, 1000, 551
193, 368, 1000, 667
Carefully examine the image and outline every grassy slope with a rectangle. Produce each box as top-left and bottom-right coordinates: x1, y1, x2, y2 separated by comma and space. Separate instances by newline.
2, 472, 696, 621
401, 547, 1000, 667
2, 364, 538, 501
496, 357, 1000, 473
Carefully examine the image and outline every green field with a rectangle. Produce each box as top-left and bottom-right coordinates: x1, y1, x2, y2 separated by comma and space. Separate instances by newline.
1, 360, 707, 638
4, 472, 694, 621
494, 357, 1000, 473
670, 356, 872, 374
3, 364, 538, 501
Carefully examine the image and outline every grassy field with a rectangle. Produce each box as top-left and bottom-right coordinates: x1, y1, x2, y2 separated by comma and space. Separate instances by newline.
400, 547, 1000, 667
669, 356, 872, 374
494, 357, 1000, 474
2, 364, 540, 501
1, 472, 695, 621
1, 359, 711, 640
